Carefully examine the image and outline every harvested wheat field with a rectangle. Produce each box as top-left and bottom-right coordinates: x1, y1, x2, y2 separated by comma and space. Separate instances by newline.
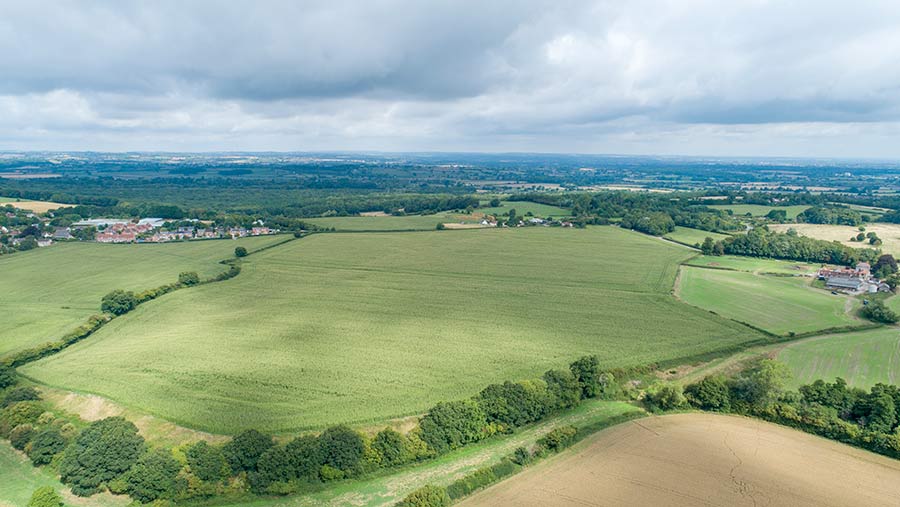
459, 413, 900, 507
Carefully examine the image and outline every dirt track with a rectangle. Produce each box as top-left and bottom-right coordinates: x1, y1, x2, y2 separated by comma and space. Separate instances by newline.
458, 413, 900, 507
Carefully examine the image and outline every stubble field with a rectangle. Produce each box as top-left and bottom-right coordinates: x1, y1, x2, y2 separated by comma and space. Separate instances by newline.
458, 413, 900, 507
23, 227, 765, 433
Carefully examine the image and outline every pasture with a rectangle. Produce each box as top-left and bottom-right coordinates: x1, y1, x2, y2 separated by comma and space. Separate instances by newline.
771, 223, 900, 256
779, 328, 900, 388
0, 235, 285, 357
458, 413, 900, 507
24, 227, 765, 433
708, 203, 811, 218
662, 226, 729, 247
677, 266, 860, 335
684, 254, 820, 275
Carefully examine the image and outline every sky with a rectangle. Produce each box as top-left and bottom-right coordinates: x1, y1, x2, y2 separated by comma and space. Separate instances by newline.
1, 0, 900, 158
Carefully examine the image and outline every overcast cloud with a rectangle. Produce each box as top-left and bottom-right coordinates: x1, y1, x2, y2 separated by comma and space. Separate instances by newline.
1, 0, 900, 157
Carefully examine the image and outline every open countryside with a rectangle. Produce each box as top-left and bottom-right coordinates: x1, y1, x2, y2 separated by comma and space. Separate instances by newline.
458, 413, 900, 507
779, 327, 900, 388
22, 227, 764, 433
0, 235, 286, 357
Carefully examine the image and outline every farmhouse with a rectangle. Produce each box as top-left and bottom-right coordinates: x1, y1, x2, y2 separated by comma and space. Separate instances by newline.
818, 263, 888, 293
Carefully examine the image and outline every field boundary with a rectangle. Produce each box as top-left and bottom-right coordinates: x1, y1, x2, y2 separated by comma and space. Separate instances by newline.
3, 235, 300, 369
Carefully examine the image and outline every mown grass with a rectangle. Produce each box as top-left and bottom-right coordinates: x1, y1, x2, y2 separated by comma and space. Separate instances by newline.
779, 327, 900, 389
24, 227, 764, 433
0, 236, 286, 357
677, 266, 860, 335
684, 255, 820, 275
708, 204, 811, 218
663, 226, 730, 247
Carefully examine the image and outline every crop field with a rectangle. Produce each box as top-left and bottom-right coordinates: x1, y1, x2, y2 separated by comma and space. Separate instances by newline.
458, 413, 900, 507
663, 226, 729, 247
771, 223, 900, 256
677, 266, 860, 335
0, 235, 286, 357
0, 196, 66, 213
305, 202, 569, 231
779, 328, 900, 388
708, 203, 811, 218
24, 227, 765, 433
684, 254, 820, 275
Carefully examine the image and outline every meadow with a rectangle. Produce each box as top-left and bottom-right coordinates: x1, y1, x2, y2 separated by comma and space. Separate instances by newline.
0, 235, 286, 357
708, 203, 811, 218
684, 254, 820, 275
771, 223, 900, 256
23, 227, 765, 433
662, 226, 729, 247
677, 266, 860, 335
779, 327, 900, 388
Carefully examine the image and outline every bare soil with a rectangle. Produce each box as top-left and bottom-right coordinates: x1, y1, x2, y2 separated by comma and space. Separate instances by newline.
459, 413, 900, 507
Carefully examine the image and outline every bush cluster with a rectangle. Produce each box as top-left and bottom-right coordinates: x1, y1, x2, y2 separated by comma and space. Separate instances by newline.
685, 360, 900, 461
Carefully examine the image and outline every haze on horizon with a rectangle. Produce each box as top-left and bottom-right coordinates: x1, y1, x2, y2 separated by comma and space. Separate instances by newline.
2, 0, 900, 158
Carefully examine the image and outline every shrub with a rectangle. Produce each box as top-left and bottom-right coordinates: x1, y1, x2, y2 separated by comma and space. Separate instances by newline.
419, 400, 487, 454
543, 369, 581, 410
0, 401, 44, 437
3, 386, 40, 407
178, 271, 201, 286
396, 484, 450, 507
373, 428, 412, 467
234, 246, 248, 257
124, 450, 183, 502
644, 383, 686, 411
223, 429, 273, 472
862, 300, 899, 324
10, 423, 35, 450
685, 375, 731, 411
477, 380, 548, 428
318, 425, 366, 473
27, 428, 67, 465
28, 487, 62, 507
0, 365, 15, 389
186, 440, 230, 482
511, 446, 531, 465
569, 355, 602, 399
536, 425, 577, 452
60, 417, 145, 496
100, 289, 138, 315
285, 434, 324, 479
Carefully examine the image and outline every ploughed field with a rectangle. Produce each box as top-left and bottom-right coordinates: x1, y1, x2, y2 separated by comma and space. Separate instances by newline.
0, 236, 285, 357
458, 413, 900, 507
779, 327, 900, 388
23, 227, 765, 433
677, 265, 860, 335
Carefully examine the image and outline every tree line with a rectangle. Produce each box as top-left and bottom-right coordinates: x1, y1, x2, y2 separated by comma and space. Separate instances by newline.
0, 355, 614, 503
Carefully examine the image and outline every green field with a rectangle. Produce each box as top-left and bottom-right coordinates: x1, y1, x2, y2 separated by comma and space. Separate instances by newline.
684, 255, 820, 275
708, 204, 811, 218
24, 227, 764, 433
0, 236, 286, 357
663, 227, 730, 247
677, 266, 860, 335
0, 442, 128, 507
779, 328, 900, 389
305, 202, 569, 231
305, 213, 461, 231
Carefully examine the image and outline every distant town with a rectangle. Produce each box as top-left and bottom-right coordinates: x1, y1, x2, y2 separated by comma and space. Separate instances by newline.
1, 204, 277, 254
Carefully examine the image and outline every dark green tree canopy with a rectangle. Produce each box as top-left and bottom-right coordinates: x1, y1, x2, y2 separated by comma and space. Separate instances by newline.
223, 429, 273, 472
59, 417, 145, 496
100, 289, 138, 315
